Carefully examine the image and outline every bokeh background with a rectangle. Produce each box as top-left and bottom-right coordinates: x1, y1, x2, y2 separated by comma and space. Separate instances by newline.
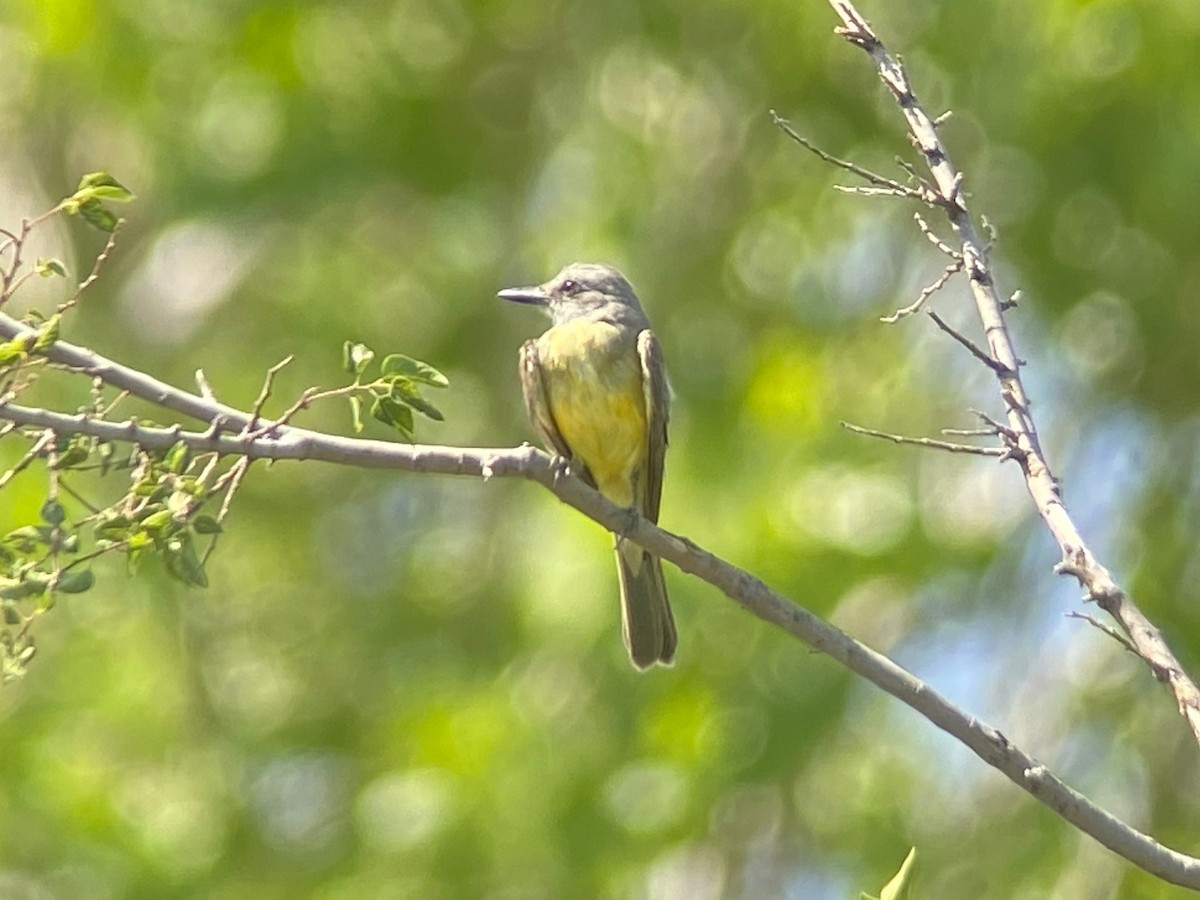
2, 0, 1199, 897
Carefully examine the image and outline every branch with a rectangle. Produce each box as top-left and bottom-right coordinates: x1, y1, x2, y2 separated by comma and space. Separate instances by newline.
2, 391, 1197, 886
825, 0, 1200, 764
841, 420, 1003, 457
817, 0, 1200, 886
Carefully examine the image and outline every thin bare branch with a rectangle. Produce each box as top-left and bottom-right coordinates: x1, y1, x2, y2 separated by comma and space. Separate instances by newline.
770, 110, 936, 203
927, 310, 1012, 375
914, 211, 961, 259
57, 226, 120, 315
842, 420, 1004, 456
880, 260, 962, 323
1067, 611, 1137, 655
0, 430, 53, 491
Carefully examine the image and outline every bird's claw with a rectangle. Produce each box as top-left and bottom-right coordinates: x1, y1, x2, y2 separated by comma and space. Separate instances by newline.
549, 454, 572, 486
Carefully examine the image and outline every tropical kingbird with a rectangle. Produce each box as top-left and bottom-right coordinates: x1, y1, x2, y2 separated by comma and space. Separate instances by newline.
499, 262, 676, 669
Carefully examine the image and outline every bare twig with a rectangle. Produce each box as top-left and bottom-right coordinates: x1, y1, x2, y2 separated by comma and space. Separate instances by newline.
0, 430, 53, 491
880, 260, 961, 323
770, 110, 937, 204
57, 226, 120, 315
1067, 611, 1137, 655
914, 211, 961, 259
842, 420, 1004, 456
927, 310, 1012, 375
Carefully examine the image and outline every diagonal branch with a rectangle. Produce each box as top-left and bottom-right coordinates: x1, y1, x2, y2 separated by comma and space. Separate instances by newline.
2, 394, 1198, 887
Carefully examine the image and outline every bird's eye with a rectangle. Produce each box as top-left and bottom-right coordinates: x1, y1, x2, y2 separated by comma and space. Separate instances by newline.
559, 279, 580, 295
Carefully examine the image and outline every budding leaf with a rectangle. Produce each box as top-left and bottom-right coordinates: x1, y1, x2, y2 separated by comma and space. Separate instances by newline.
381, 353, 449, 387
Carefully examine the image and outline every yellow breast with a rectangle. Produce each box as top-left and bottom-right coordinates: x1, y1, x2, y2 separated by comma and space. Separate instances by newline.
537, 319, 646, 507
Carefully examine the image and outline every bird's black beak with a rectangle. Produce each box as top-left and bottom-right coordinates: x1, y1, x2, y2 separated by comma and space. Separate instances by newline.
497, 285, 549, 306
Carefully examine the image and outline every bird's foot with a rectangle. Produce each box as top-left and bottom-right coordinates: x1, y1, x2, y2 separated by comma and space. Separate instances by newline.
620, 504, 642, 540
549, 454, 572, 486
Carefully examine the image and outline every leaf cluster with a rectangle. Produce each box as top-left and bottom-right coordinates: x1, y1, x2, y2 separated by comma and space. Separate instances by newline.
341, 341, 449, 440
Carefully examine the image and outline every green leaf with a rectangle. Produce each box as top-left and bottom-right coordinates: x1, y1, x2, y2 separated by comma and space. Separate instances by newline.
0, 575, 50, 601
381, 353, 449, 387
75, 172, 135, 203
94, 513, 133, 541
77, 198, 119, 233
879, 848, 917, 900
343, 341, 374, 377
164, 533, 207, 587
0, 336, 30, 365
139, 509, 175, 534
163, 440, 189, 474
56, 569, 94, 594
371, 395, 414, 437
349, 394, 364, 434
388, 378, 444, 421
55, 443, 91, 469
32, 314, 60, 352
36, 258, 67, 278
3, 526, 47, 554
192, 515, 222, 535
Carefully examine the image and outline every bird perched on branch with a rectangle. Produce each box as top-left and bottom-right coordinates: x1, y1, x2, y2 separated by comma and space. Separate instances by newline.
499, 263, 676, 669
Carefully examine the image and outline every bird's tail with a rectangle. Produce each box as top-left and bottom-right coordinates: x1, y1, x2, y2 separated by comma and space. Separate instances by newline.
615, 538, 677, 669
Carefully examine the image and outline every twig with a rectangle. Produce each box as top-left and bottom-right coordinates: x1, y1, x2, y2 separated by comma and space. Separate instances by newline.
880, 260, 962, 323
914, 211, 961, 259
770, 110, 937, 204
842, 421, 1004, 456
0, 430, 53, 491
244, 355, 295, 435
926, 310, 1013, 375
57, 226, 121, 315
1067, 611, 1137, 655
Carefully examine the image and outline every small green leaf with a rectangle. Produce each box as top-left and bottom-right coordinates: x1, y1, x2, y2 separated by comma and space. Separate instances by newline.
56, 569, 94, 594
0, 575, 50, 601
55, 444, 91, 469
164, 533, 207, 587
75, 172, 135, 203
94, 513, 133, 540
36, 258, 67, 278
3, 526, 47, 553
0, 336, 30, 365
388, 378, 443, 421
139, 509, 175, 534
192, 515, 222, 535
163, 440, 189, 474
32, 314, 60, 352
343, 341, 374, 377
349, 394, 364, 434
381, 354, 449, 387
371, 395, 414, 437
77, 198, 119, 233
40, 499, 66, 526
127, 531, 153, 551
879, 848, 917, 900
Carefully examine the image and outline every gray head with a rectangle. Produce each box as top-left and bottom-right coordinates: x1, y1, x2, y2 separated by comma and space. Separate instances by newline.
498, 262, 649, 328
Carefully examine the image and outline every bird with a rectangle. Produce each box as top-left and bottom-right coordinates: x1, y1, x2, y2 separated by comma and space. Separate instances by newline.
498, 262, 676, 669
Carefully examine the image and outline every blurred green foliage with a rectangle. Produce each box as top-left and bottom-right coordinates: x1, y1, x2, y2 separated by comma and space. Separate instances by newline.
2, 0, 1200, 897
